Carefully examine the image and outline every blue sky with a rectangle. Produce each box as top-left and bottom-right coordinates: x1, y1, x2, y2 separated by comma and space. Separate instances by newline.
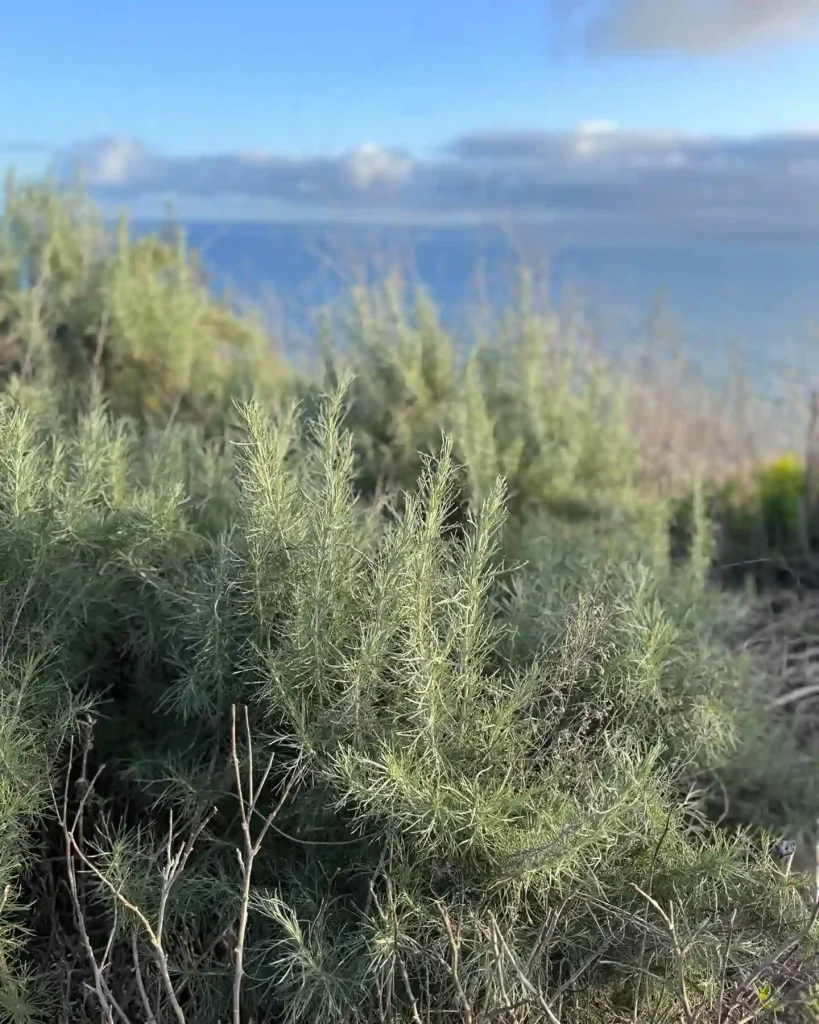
4, 0, 819, 156
4, 0, 819, 230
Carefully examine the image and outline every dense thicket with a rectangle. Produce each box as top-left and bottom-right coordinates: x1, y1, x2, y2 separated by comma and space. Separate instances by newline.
0, 176, 815, 1023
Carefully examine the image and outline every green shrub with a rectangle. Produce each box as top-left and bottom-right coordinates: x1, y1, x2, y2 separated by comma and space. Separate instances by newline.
0, 178, 813, 1021
0, 173, 293, 431
669, 453, 819, 576
321, 272, 641, 533
759, 454, 807, 538
0, 392, 807, 1022
717, 453, 809, 558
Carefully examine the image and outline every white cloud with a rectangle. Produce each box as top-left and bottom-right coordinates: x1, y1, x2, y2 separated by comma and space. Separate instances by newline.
59, 137, 158, 186
46, 126, 819, 237
577, 120, 618, 135
344, 144, 412, 189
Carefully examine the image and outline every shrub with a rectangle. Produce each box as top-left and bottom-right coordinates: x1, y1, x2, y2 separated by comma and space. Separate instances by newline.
0, 392, 807, 1022
320, 273, 641, 530
0, 173, 293, 431
0, 178, 815, 1021
718, 453, 809, 559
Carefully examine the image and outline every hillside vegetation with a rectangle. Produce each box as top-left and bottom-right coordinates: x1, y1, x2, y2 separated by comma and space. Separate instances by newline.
0, 176, 817, 1023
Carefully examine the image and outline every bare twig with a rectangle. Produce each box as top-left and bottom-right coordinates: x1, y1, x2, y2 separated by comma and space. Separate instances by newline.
437, 903, 474, 1024
230, 703, 301, 1024
632, 887, 696, 1024
55, 723, 214, 1024
132, 931, 157, 1024
489, 915, 561, 1024
717, 908, 737, 1024
396, 953, 423, 1024
57, 734, 129, 1024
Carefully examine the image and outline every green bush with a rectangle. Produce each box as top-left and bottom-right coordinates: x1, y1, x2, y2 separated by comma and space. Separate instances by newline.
671, 453, 815, 574
0, 390, 808, 1022
0, 179, 814, 1021
321, 273, 641, 531
0, 173, 293, 430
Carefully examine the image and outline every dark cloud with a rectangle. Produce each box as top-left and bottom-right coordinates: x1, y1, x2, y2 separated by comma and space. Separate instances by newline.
44, 127, 819, 237
554, 0, 819, 54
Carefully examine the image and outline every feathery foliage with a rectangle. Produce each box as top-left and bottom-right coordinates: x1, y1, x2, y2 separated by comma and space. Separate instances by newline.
0, 179, 814, 1021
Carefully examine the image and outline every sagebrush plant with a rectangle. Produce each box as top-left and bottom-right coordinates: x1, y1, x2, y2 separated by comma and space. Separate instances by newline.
0, 384, 811, 1021
0, 178, 816, 1021
0, 172, 294, 430
321, 272, 641, 530
1, 175, 803, 558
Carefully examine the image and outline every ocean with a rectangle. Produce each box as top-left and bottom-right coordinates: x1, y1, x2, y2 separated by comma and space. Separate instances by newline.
143, 221, 819, 386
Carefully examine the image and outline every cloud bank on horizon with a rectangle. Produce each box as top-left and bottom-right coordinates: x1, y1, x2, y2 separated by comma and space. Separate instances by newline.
4, 3, 819, 234
45, 125, 819, 238
563, 0, 819, 53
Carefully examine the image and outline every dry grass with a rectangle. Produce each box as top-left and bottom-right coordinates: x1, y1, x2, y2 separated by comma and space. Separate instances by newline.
748, 590, 819, 713
622, 341, 811, 487
741, 589, 819, 890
